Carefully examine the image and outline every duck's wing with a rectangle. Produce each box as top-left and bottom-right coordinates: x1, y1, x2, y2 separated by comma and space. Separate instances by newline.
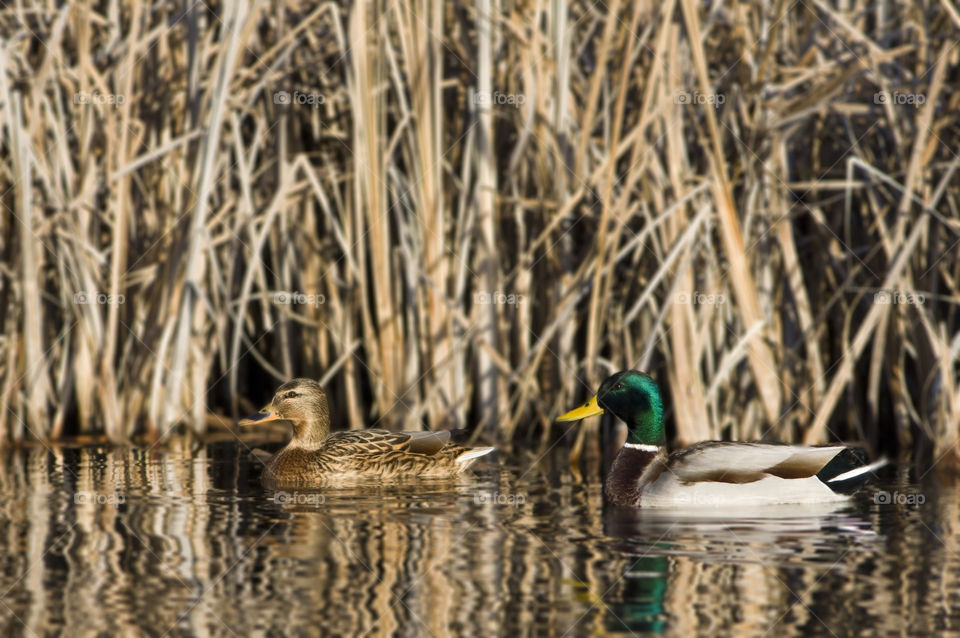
666, 442, 846, 483
325, 429, 453, 456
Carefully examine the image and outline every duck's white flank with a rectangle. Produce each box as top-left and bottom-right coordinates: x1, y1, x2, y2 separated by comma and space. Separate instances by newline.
640, 472, 849, 507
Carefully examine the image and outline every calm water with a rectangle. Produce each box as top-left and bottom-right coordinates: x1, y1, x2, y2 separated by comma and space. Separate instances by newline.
0, 439, 956, 637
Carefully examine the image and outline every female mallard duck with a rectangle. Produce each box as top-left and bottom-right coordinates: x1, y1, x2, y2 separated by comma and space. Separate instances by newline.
240, 378, 494, 487
558, 370, 886, 507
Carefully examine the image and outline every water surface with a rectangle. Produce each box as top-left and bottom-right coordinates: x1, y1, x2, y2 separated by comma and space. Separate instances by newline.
0, 440, 955, 636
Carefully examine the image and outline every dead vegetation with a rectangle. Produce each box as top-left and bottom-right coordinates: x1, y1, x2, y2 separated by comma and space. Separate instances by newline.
1, 0, 959, 464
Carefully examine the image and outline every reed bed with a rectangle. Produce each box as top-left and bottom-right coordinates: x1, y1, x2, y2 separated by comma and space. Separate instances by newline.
1, 0, 959, 465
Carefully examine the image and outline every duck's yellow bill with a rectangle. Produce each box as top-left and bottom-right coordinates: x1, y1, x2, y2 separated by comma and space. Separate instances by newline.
239, 405, 281, 426
556, 395, 604, 422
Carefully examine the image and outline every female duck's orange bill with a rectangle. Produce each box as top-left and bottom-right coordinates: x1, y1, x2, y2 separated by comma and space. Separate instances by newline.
238, 406, 282, 426
556, 395, 605, 422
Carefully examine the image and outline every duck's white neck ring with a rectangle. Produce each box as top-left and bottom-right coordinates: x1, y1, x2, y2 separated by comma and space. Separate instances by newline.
623, 442, 660, 452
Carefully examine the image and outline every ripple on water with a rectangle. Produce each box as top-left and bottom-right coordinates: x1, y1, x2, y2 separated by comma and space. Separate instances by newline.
0, 443, 956, 636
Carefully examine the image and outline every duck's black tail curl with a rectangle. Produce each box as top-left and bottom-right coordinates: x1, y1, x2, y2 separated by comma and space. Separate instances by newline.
817, 448, 888, 494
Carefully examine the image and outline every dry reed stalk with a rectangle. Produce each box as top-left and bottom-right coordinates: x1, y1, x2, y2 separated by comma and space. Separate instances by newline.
680, 0, 782, 426
350, 0, 403, 428
473, 0, 501, 435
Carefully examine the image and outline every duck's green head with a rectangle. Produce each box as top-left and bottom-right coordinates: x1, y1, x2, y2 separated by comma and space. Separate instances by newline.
556, 370, 666, 446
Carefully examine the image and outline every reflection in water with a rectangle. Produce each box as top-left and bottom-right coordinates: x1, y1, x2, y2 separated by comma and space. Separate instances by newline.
0, 442, 956, 636
604, 553, 669, 634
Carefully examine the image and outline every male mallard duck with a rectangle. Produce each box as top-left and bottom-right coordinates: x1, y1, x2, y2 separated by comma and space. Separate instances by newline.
557, 370, 886, 507
240, 378, 495, 487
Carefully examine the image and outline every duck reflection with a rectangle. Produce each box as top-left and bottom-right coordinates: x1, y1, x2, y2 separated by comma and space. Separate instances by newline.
604, 553, 669, 634
598, 500, 885, 636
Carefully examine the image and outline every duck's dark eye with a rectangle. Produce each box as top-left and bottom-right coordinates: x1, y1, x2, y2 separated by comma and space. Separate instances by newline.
284, 391, 300, 399
614, 383, 623, 390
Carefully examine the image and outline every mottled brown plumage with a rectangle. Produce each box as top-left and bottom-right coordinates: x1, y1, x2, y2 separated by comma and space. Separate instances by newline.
240, 379, 495, 487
